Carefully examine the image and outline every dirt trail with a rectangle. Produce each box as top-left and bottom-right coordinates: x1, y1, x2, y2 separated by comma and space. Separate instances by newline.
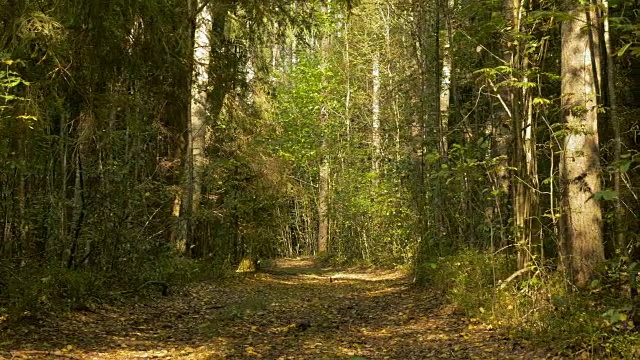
0, 259, 547, 359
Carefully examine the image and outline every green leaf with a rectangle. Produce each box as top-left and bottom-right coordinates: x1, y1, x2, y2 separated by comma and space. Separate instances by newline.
620, 160, 632, 173
542, 176, 554, 185
616, 43, 632, 57
550, 295, 567, 308
593, 189, 618, 201
533, 97, 551, 105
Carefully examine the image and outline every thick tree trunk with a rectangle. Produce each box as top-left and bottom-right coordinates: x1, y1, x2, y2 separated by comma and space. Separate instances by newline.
177, 0, 212, 255
189, 1, 211, 215
561, 1, 605, 287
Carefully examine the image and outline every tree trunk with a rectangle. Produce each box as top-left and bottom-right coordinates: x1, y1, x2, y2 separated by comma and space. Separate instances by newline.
345, 19, 351, 139
372, 51, 382, 176
179, 0, 212, 255
561, 0, 605, 287
189, 0, 211, 216
438, 0, 453, 162
317, 30, 331, 254
601, 0, 625, 255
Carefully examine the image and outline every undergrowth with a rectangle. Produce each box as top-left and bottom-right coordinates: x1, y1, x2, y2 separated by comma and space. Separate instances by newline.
0, 253, 228, 323
415, 250, 640, 359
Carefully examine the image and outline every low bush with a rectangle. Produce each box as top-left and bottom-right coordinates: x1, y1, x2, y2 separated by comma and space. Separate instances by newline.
415, 251, 640, 358
414, 249, 514, 315
0, 253, 229, 322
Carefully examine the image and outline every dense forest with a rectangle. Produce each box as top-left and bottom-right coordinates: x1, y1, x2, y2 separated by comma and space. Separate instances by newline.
1, 0, 640, 358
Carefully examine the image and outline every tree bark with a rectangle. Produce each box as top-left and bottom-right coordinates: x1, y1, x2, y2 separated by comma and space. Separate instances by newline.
178, 0, 213, 255
438, 0, 453, 162
561, 1, 605, 287
601, 0, 625, 254
317, 29, 331, 254
372, 51, 382, 176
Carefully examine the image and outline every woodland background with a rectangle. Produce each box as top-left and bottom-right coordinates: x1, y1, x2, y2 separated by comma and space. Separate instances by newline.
1, 0, 640, 356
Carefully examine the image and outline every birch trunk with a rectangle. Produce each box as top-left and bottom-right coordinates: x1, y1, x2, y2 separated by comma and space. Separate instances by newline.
438, 0, 453, 162
372, 52, 382, 175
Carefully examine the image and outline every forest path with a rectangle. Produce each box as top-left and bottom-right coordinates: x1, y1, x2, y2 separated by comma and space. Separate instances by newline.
0, 258, 547, 359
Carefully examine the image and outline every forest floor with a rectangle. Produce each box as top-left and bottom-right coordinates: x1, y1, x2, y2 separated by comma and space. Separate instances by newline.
0, 258, 552, 359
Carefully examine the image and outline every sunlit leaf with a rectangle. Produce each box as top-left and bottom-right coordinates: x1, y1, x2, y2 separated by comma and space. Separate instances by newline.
616, 42, 632, 57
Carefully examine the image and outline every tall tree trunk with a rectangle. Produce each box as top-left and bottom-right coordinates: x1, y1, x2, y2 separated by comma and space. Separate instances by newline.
499, 0, 541, 270
438, 0, 453, 163
179, 0, 212, 255
189, 0, 211, 218
601, 0, 625, 255
317, 31, 331, 254
561, 0, 605, 287
345, 20, 351, 139
372, 51, 382, 176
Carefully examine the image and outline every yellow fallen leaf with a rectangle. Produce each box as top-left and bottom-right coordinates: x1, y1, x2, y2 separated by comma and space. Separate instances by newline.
245, 346, 261, 356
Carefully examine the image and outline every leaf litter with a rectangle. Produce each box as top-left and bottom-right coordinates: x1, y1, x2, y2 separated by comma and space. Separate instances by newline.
0, 258, 551, 359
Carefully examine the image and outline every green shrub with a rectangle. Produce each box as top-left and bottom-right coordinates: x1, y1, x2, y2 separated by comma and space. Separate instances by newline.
0, 252, 229, 321
416, 250, 640, 358
415, 249, 514, 315
0, 267, 101, 314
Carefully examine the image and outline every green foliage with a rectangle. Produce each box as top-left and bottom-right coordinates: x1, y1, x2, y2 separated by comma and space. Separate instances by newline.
415, 251, 640, 357
136, 253, 227, 287
594, 189, 619, 201
273, 53, 326, 168
0, 59, 31, 118
0, 0, 637, 356
415, 250, 514, 315
0, 267, 102, 314
0, 254, 227, 321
